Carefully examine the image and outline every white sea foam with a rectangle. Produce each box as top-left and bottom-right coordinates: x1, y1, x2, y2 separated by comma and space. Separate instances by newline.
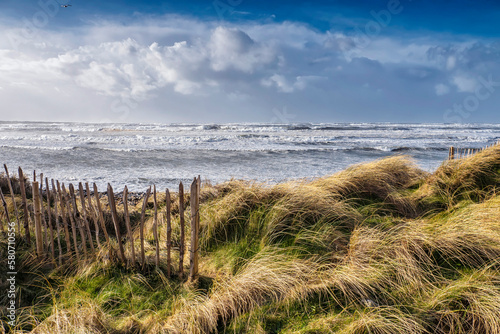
1, 121, 499, 191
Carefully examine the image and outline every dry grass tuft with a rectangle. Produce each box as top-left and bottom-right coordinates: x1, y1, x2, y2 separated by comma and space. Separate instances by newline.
421, 267, 500, 334
418, 145, 500, 207
31, 301, 111, 334
338, 307, 425, 334
163, 250, 318, 334
311, 155, 426, 216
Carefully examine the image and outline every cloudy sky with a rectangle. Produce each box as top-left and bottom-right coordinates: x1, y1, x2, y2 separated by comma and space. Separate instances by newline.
0, 0, 499, 123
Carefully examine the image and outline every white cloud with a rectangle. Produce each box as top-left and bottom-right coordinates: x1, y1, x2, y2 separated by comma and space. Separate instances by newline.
262, 74, 325, 93
446, 56, 456, 70
0, 15, 499, 122
435, 83, 450, 96
209, 27, 276, 73
452, 75, 478, 93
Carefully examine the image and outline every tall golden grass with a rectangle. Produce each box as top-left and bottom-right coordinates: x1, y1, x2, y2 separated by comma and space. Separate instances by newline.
2, 151, 500, 333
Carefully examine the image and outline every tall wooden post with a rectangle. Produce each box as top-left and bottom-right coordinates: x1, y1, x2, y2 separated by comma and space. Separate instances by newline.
86, 182, 100, 248
18, 168, 31, 246
51, 179, 63, 265
39, 174, 47, 253
94, 184, 112, 258
0, 189, 9, 233
153, 185, 160, 269
107, 184, 126, 264
139, 187, 151, 269
3, 165, 20, 233
32, 182, 44, 257
178, 182, 185, 278
45, 178, 56, 261
69, 184, 87, 258
123, 186, 135, 266
190, 177, 200, 281
63, 184, 80, 260
57, 181, 73, 256
165, 189, 172, 277
79, 183, 95, 252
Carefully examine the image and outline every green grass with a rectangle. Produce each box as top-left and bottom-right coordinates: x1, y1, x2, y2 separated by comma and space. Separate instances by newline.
2, 147, 500, 333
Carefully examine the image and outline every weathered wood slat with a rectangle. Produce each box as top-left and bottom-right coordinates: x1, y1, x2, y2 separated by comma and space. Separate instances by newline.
57, 181, 72, 256
165, 188, 171, 277
178, 182, 185, 278
39, 174, 48, 253
69, 184, 87, 258
190, 177, 200, 281
107, 184, 126, 264
4, 165, 20, 232
86, 182, 100, 248
45, 178, 56, 261
63, 184, 80, 260
123, 186, 135, 266
153, 185, 160, 268
18, 168, 31, 246
79, 182, 95, 252
51, 179, 63, 265
94, 183, 112, 258
139, 187, 151, 269
0, 188, 9, 233
32, 181, 44, 257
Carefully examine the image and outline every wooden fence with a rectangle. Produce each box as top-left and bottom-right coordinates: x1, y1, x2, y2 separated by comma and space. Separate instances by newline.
0, 165, 201, 281
448, 142, 499, 160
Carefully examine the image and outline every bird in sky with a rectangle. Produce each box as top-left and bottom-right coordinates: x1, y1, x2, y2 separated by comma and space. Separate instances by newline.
60, 4, 72, 7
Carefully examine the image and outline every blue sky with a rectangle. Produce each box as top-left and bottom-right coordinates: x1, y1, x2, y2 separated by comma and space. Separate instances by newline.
0, 0, 499, 123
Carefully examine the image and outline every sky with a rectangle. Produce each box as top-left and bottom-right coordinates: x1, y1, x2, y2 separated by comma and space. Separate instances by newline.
0, 0, 499, 123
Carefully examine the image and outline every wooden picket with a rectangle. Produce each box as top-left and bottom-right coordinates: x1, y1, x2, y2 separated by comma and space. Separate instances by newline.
45, 178, 56, 261
123, 186, 136, 266
79, 182, 95, 253
153, 185, 160, 268
108, 184, 126, 263
165, 189, 172, 277
139, 187, 151, 269
4, 164, 20, 232
179, 182, 185, 278
18, 168, 31, 246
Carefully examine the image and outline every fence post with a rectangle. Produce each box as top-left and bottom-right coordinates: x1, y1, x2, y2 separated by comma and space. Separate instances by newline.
32, 182, 44, 257
79, 183, 95, 253
69, 184, 87, 258
139, 187, 151, 269
39, 175, 48, 253
57, 181, 73, 257
86, 182, 100, 248
123, 186, 135, 267
107, 184, 126, 264
153, 185, 160, 269
45, 178, 56, 261
51, 179, 63, 265
18, 168, 31, 246
190, 177, 199, 281
0, 188, 9, 233
4, 165, 20, 233
63, 184, 80, 261
166, 188, 172, 277
94, 183, 113, 258
178, 182, 185, 278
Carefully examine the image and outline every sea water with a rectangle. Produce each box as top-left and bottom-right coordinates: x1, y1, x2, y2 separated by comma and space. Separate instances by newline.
1, 122, 499, 191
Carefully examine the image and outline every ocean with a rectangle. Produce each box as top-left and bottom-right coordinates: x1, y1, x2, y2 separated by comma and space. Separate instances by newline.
1, 122, 499, 192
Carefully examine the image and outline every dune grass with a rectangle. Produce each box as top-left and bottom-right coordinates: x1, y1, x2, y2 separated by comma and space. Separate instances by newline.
1, 151, 500, 333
